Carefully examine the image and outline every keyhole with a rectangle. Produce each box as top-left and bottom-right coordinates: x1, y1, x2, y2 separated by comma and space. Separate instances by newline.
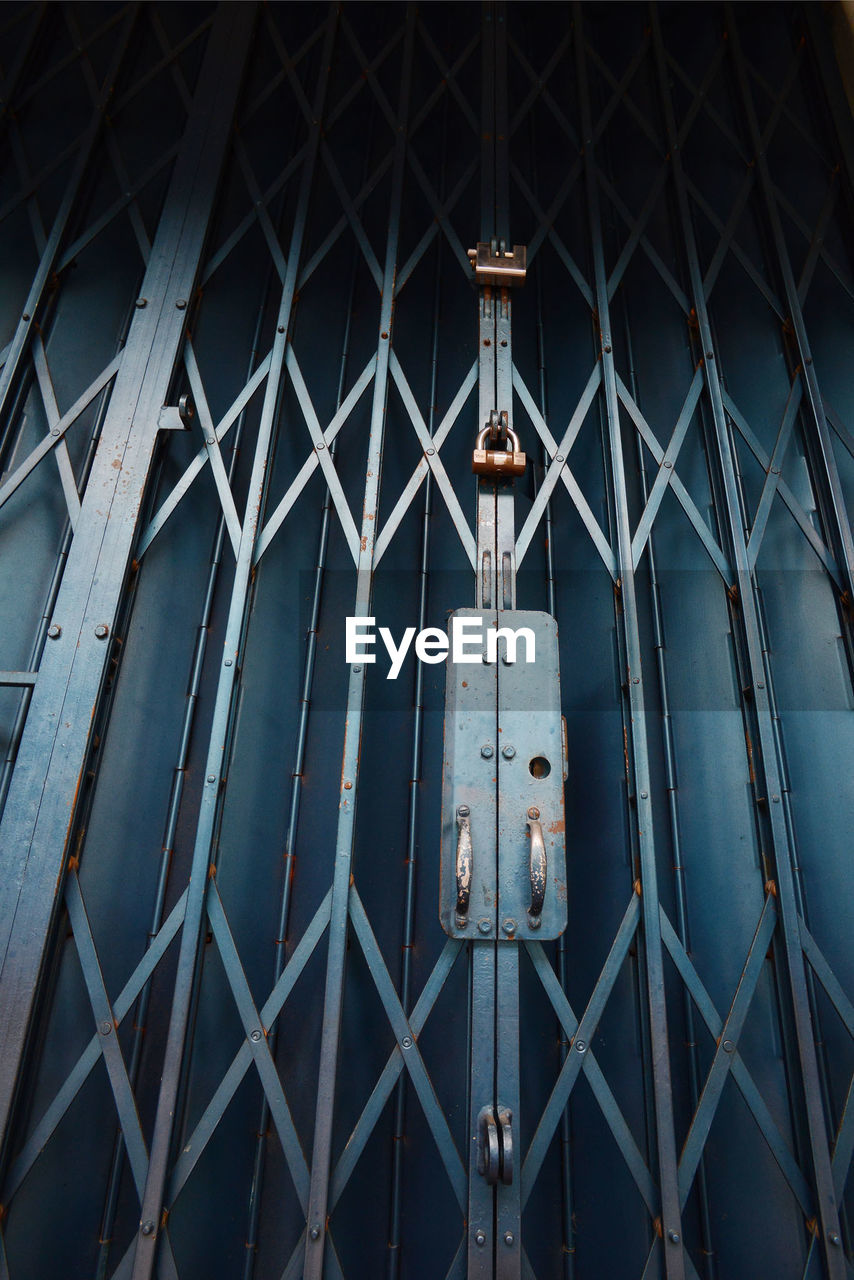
529, 756, 551, 779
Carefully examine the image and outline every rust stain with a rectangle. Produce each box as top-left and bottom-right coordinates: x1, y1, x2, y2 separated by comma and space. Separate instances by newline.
547, 818, 565, 835
744, 729, 756, 785
360, 535, 367, 551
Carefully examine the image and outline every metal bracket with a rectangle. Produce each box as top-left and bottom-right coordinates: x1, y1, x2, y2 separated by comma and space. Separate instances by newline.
467, 240, 527, 287
157, 392, 194, 432
476, 1104, 513, 1185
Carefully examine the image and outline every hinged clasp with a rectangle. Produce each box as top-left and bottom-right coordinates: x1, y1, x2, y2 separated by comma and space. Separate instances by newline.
467, 239, 527, 287
477, 1104, 513, 1185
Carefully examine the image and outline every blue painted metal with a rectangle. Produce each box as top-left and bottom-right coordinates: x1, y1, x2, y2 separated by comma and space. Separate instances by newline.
0, 3, 853, 1278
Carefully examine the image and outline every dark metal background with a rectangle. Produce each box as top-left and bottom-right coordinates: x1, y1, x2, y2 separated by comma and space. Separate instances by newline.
0, 3, 853, 1277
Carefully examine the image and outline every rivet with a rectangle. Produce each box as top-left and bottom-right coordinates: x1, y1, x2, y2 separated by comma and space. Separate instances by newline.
250, 1028, 262, 1042
504, 1232, 514, 1246
772, 795, 780, 803
22, 312, 30, 321
381, 331, 388, 339
575, 1039, 586, 1053
51, 427, 60, 437
344, 781, 352, 790
401, 1035, 412, 1049
484, 338, 491, 346
135, 297, 147, 309
478, 918, 492, 935
95, 624, 109, 639
141, 1221, 155, 1237
664, 460, 672, 468
48, 624, 62, 639
706, 350, 713, 359
502, 744, 516, 759
668, 1230, 680, 1244
310, 1226, 321, 1241
632, 677, 640, 684
829, 1232, 841, 1246
176, 298, 187, 310
555, 454, 564, 463
502, 918, 516, 936
500, 339, 507, 347
100, 1020, 112, 1036
426, 447, 435, 456
640, 791, 648, 799
757, 682, 764, 689
224, 658, 232, 667
207, 774, 216, 783
353, 665, 362, 674
205, 434, 215, 445
603, 343, 611, 353
278, 325, 285, 333
723, 1039, 734, 1053
316, 441, 324, 450
475, 1231, 486, 1247
481, 745, 493, 759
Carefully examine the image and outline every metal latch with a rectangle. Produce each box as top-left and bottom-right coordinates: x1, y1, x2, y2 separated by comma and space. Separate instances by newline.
467, 239, 527, 287
472, 409, 526, 477
477, 1104, 514, 1185
158, 393, 194, 432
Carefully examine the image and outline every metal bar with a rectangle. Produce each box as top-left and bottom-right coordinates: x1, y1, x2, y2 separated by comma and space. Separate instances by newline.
303, 12, 416, 1274
650, 8, 846, 1274
130, 8, 336, 1276
0, 0, 257, 1170
387, 121, 445, 1275
623, 311, 717, 1278
573, 8, 686, 1272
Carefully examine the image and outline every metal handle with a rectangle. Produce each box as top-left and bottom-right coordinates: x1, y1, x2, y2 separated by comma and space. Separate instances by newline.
456, 805, 472, 925
527, 807, 546, 926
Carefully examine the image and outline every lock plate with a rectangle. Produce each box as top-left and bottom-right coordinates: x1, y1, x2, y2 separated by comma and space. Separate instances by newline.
440, 609, 567, 941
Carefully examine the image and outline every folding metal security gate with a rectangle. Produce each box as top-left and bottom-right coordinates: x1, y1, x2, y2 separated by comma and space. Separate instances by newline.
1, 3, 854, 1277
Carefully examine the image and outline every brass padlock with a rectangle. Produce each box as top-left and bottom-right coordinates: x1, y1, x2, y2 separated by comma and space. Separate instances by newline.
472, 423, 527, 477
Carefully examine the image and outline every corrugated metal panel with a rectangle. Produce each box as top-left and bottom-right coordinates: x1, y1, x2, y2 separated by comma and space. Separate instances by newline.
0, 3, 853, 1277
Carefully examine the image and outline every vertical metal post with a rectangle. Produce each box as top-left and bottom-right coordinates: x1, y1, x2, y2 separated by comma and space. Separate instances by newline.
573, 6, 686, 1275
131, 10, 338, 1278
650, 8, 845, 1276
0, 0, 257, 1168
303, 11, 416, 1276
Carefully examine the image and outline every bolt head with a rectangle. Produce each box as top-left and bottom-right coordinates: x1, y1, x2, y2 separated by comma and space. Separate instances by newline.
502, 744, 516, 760
95, 624, 109, 639
250, 1029, 262, 1042
829, 1232, 841, 1246
475, 1230, 486, 1247
722, 1039, 734, 1053
477, 918, 492, 935
504, 1231, 514, 1246
502, 918, 516, 936
176, 298, 187, 310
481, 745, 493, 759
575, 1039, 586, 1053
48, 624, 62, 639
310, 1226, 321, 1241
100, 1020, 112, 1036
668, 1230, 680, 1244
141, 1221, 155, 1237
135, 297, 147, 309
401, 1035, 412, 1049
